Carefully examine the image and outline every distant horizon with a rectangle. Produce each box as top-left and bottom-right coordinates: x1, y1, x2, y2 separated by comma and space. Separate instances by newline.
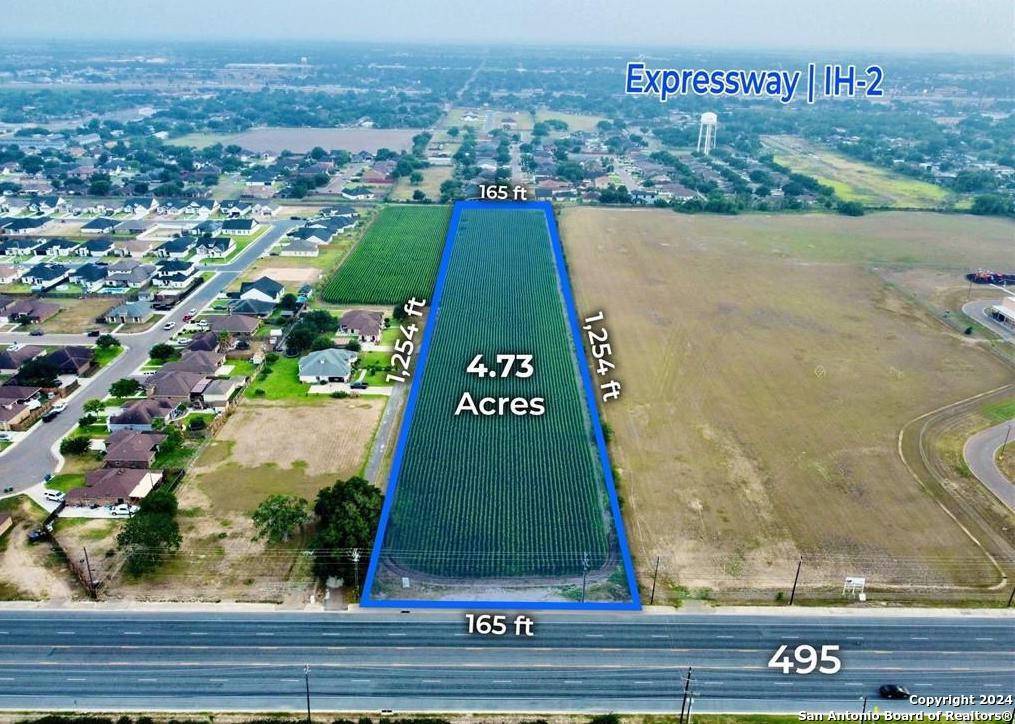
0, 37, 1011, 61
2, 0, 1012, 56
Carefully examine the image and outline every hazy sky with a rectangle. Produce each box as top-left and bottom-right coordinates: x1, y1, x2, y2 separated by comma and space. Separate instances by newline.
4, 0, 1013, 54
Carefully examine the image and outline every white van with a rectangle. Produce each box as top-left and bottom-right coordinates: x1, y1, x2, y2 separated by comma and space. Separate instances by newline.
44, 490, 65, 503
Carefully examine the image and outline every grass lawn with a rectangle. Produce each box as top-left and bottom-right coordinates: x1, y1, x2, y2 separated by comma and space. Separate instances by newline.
93, 344, 122, 369
223, 358, 257, 376
45, 473, 86, 493
982, 398, 1015, 423
356, 349, 393, 386
153, 443, 199, 469
245, 356, 316, 400
534, 110, 606, 132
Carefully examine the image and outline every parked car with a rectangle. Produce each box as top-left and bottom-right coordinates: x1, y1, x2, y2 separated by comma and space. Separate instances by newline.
26, 529, 49, 544
350, 381, 369, 390
7, 342, 22, 352
86, 329, 101, 337
162, 321, 176, 330
51, 401, 67, 413
110, 504, 136, 517
0, 432, 12, 442
29, 329, 44, 336
879, 684, 912, 699
43, 489, 65, 503
41, 410, 59, 423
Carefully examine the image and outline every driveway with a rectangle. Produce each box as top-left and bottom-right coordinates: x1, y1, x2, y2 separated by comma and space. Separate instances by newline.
0, 221, 298, 490
962, 299, 1014, 342
963, 420, 1015, 513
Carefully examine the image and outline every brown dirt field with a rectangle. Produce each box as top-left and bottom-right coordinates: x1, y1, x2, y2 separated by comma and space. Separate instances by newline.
191, 398, 384, 511
0, 499, 76, 601
559, 208, 1014, 597
42, 297, 116, 333
255, 266, 321, 284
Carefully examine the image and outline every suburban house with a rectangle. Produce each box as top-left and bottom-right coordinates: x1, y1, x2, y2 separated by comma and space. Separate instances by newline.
103, 429, 166, 469
0, 218, 48, 236
0, 385, 41, 431
340, 186, 374, 200
44, 346, 94, 376
298, 348, 359, 383
104, 300, 154, 325
80, 217, 118, 235
78, 236, 115, 256
27, 195, 65, 214
1, 237, 42, 255
66, 467, 164, 508
22, 263, 68, 290
194, 235, 234, 258
279, 239, 319, 257
146, 369, 207, 404
187, 330, 220, 353
339, 309, 385, 342
193, 376, 244, 408
238, 277, 284, 305
220, 218, 259, 236
120, 197, 157, 215
0, 265, 23, 284
229, 298, 275, 317
152, 259, 198, 289
69, 262, 109, 292
219, 200, 252, 217
104, 259, 155, 290
112, 238, 156, 258
108, 398, 177, 432
0, 345, 43, 374
208, 314, 260, 338
288, 225, 335, 245
155, 235, 198, 259
156, 349, 224, 376
2, 298, 60, 324
35, 238, 80, 256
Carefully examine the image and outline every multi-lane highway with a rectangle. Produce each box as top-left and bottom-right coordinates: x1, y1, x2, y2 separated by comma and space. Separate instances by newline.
0, 220, 297, 489
0, 609, 1011, 713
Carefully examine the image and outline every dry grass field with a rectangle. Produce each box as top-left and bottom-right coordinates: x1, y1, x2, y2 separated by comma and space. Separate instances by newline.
560, 208, 1014, 599
42, 297, 116, 333
762, 135, 952, 209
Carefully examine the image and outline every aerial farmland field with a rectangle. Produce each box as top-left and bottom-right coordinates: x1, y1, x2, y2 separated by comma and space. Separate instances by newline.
322, 205, 450, 304
366, 203, 635, 606
560, 207, 1014, 604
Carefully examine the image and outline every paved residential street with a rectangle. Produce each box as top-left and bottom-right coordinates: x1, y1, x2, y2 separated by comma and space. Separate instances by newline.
0, 221, 298, 490
964, 420, 1015, 513
0, 609, 1010, 713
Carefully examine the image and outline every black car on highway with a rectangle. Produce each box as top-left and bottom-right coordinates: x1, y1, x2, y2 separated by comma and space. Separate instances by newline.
879, 684, 912, 699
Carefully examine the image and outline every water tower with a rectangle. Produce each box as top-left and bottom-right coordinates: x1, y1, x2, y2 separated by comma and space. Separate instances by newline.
697, 112, 717, 155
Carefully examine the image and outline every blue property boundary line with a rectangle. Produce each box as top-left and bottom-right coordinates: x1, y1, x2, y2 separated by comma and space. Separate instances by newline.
361, 199, 641, 611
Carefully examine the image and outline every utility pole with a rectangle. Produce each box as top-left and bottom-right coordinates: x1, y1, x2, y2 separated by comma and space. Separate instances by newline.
303, 664, 311, 724
580, 551, 590, 603
82, 547, 95, 598
999, 424, 1012, 461
649, 556, 660, 605
789, 558, 802, 605
1006, 585, 1014, 608
351, 548, 361, 598
678, 667, 693, 724
861, 696, 868, 716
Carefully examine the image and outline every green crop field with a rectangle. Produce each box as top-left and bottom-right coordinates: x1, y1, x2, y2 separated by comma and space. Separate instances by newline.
321, 205, 450, 304
378, 207, 617, 582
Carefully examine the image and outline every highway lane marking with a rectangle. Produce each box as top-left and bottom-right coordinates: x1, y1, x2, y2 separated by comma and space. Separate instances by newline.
911, 637, 929, 640
715, 635, 735, 639
387, 633, 407, 637
585, 634, 604, 638
633, 681, 653, 685
65, 677, 86, 681
651, 635, 668, 639
563, 680, 583, 684
350, 679, 371, 684
975, 637, 994, 641
322, 633, 341, 637
492, 680, 512, 684
256, 632, 275, 637
0, 678, 13, 682
56, 631, 74, 635
137, 678, 157, 682
208, 678, 228, 683
122, 632, 141, 636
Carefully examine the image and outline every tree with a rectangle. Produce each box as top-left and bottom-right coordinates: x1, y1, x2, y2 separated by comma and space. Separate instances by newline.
971, 194, 1012, 216
409, 171, 423, 185
836, 200, 865, 216
59, 436, 91, 455
344, 339, 361, 352
95, 334, 120, 349
149, 343, 176, 362
311, 476, 383, 580
279, 293, 299, 311
310, 334, 335, 351
252, 495, 309, 543
110, 378, 142, 397
117, 506, 181, 576
412, 189, 427, 202
83, 398, 104, 414
16, 358, 59, 387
